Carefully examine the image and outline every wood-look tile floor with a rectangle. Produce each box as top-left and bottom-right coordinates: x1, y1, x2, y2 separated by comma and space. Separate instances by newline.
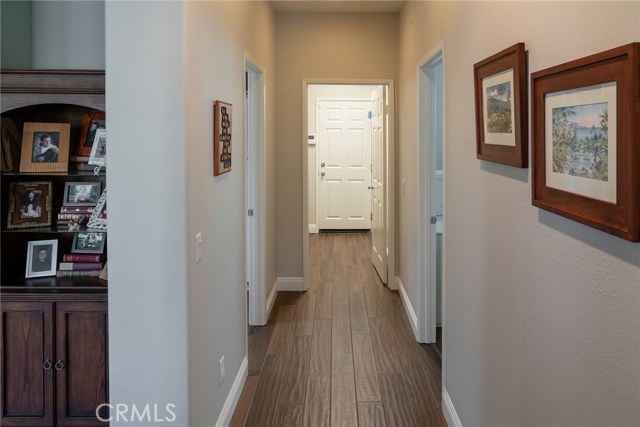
231, 233, 445, 427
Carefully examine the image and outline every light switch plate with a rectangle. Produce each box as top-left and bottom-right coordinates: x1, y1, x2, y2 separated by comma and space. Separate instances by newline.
195, 232, 203, 264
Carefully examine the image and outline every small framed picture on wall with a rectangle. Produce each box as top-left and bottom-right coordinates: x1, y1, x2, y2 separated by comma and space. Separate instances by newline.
213, 100, 232, 176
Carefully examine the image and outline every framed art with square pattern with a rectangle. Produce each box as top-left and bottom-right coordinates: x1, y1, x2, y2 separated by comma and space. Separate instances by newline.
213, 100, 232, 176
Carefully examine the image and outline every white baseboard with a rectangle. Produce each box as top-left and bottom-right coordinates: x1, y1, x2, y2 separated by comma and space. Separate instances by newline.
308, 224, 318, 234
215, 356, 248, 427
265, 280, 278, 320
442, 387, 462, 427
277, 276, 305, 291
396, 276, 418, 339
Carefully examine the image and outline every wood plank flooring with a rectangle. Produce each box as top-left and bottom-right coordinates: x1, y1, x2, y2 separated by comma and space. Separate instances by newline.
230, 233, 445, 427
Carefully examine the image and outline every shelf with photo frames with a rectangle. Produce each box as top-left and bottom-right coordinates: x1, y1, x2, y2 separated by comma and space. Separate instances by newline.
0, 69, 107, 288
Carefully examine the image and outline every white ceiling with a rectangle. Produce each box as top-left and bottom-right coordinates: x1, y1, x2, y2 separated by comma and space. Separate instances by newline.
270, 1, 405, 14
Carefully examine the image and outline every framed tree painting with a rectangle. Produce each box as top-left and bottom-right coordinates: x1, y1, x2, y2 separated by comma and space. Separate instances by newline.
474, 43, 528, 167
531, 43, 639, 242
213, 100, 232, 176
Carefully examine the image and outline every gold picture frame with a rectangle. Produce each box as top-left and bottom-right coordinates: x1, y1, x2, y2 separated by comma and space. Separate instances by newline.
19, 122, 70, 173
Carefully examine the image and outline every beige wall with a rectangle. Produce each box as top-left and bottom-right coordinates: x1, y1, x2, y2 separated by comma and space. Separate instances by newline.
275, 12, 398, 276
398, 1, 640, 425
185, 1, 276, 425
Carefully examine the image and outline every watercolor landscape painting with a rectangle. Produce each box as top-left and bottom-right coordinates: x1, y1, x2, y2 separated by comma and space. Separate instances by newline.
552, 102, 609, 182
485, 82, 512, 133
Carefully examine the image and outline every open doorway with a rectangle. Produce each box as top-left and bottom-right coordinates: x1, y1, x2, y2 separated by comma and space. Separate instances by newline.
245, 55, 267, 326
417, 46, 444, 346
302, 80, 396, 290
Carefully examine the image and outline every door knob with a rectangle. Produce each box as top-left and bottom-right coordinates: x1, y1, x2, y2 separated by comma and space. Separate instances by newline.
43, 359, 52, 370
321, 172, 325, 177
368, 186, 374, 190
55, 360, 65, 371
321, 162, 326, 167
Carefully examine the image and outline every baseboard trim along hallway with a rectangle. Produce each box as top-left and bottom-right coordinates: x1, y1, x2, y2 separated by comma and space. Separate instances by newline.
215, 356, 248, 427
276, 276, 305, 291
443, 387, 462, 427
396, 276, 418, 338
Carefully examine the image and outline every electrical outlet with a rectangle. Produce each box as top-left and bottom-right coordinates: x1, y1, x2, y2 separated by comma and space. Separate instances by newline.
219, 356, 225, 384
195, 232, 203, 264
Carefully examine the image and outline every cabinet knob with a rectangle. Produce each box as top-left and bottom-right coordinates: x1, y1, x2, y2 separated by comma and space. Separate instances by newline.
55, 360, 65, 371
43, 359, 52, 370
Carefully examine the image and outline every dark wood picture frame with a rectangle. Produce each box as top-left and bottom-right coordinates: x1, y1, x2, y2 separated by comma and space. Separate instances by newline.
213, 100, 232, 176
532, 43, 639, 242
7, 181, 52, 229
77, 112, 105, 156
19, 122, 70, 173
474, 43, 528, 167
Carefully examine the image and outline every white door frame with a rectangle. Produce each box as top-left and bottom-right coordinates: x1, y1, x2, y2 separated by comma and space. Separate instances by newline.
417, 44, 445, 343
302, 79, 396, 291
245, 54, 267, 325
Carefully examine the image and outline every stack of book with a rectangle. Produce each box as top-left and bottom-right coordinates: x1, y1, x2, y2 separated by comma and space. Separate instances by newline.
57, 253, 105, 278
57, 206, 94, 228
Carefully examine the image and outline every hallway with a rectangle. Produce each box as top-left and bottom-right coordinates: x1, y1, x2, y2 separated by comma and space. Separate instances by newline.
231, 233, 445, 427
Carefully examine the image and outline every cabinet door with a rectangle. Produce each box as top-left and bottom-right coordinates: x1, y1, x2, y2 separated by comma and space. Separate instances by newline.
1, 301, 54, 427
55, 302, 108, 427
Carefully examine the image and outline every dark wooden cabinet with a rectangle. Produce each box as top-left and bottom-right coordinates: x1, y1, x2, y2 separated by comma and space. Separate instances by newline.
0, 301, 54, 426
1, 295, 108, 427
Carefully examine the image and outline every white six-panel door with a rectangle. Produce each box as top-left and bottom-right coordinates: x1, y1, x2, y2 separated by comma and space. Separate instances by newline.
317, 100, 372, 230
370, 86, 387, 283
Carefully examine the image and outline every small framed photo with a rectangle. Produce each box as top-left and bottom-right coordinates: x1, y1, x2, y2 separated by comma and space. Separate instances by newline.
89, 128, 107, 166
7, 181, 52, 229
63, 181, 102, 207
77, 112, 106, 156
72, 232, 105, 254
213, 100, 232, 176
26, 239, 58, 278
19, 122, 70, 173
474, 43, 528, 167
532, 43, 639, 242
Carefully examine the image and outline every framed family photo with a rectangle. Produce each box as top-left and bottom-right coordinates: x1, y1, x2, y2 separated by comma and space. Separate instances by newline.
19, 122, 70, 173
25, 239, 58, 278
7, 181, 52, 229
63, 181, 102, 207
213, 100, 232, 176
474, 43, 528, 167
72, 231, 105, 254
77, 112, 105, 156
89, 128, 107, 166
532, 43, 639, 242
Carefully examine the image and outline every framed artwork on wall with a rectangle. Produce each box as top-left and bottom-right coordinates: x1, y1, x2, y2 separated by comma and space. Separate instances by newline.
474, 43, 528, 167
531, 42, 639, 242
19, 122, 70, 173
7, 181, 52, 229
213, 100, 232, 176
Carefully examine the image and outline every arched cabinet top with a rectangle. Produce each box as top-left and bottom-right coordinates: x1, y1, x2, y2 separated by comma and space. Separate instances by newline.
1, 69, 105, 114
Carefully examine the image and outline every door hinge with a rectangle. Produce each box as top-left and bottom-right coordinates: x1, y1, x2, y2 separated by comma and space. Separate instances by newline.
384, 105, 390, 114
370, 212, 372, 221
431, 216, 437, 224
246, 281, 249, 291
248, 209, 254, 217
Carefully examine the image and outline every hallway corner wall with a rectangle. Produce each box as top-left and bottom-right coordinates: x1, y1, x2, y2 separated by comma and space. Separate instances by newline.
398, 1, 640, 425
275, 12, 399, 277
185, 2, 277, 425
